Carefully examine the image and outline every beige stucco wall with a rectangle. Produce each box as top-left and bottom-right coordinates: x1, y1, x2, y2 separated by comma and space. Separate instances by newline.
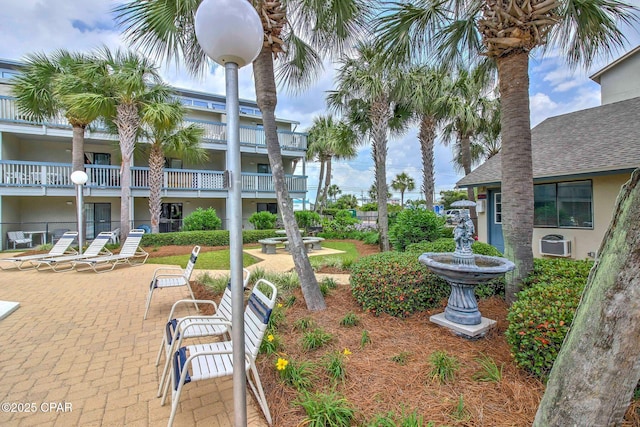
599, 53, 640, 104
476, 173, 631, 260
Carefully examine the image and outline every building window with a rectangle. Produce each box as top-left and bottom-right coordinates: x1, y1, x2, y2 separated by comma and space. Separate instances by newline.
494, 192, 502, 224
257, 163, 271, 174
534, 180, 593, 228
257, 203, 277, 214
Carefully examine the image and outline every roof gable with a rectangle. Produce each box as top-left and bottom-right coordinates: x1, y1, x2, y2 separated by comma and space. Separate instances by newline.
457, 96, 640, 187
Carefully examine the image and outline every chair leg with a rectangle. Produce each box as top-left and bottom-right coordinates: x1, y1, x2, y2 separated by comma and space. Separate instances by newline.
185, 282, 198, 313
167, 375, 186, 427
157, 338, 174, 398
143, 287, 155, 320
248, 361, 272, 425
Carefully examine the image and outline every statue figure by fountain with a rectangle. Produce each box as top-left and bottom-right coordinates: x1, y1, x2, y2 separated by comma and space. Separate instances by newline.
454, 212, 475, 254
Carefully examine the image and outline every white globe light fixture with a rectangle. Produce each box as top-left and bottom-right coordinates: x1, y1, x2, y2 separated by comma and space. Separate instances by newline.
70, 170, 88, 254
194, 1, 263, 426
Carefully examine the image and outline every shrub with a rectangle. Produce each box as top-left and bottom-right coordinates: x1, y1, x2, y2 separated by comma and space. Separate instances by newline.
322, 210, 359, 235
505, 258, 591, 380
405, 238, 503, 257
350, 252, 449, 317
248, 211, 277, 230
182, 207, 222, 231
295, 210, 322, 231
140, 229, 279, 247
389, 208, 445, 252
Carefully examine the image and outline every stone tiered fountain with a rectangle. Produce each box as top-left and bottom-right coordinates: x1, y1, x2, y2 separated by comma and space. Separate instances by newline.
419, 201, 515, 338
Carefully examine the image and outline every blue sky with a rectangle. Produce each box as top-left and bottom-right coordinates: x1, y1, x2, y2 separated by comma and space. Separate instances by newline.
0, 0, 638, 205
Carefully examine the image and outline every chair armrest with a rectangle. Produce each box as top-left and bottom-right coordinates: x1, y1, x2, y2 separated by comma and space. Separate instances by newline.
167, 299, 218, 321
152, 266, 183, 279
175, 319, 232, 349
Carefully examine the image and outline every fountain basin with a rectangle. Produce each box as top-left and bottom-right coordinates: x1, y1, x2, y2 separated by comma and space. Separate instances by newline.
418, 253, 515, 284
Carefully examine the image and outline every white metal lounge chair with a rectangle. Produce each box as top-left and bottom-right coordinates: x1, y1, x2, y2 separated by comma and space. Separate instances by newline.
155, 268, 251, 397
143, 245, 201, 320
34, 232, 113, 272
0, 231, 78, 271
162, 279, 277, 427
72, 229, 148, 273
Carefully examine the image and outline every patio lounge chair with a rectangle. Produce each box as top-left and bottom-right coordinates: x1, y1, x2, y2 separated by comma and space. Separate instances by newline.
7, 231, 32, 250
0, 231, 78, 271
143, 245, 201, 320
162, 279, 277, 427
34, 232, 113, 272
72, 229, 148, 273
155, 268, 251, 396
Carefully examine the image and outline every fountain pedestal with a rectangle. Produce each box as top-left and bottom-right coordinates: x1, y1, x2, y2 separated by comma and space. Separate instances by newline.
430, 312, 496, 339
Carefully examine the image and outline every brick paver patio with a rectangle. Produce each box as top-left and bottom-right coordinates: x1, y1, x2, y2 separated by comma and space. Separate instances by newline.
0, 260, 268, 427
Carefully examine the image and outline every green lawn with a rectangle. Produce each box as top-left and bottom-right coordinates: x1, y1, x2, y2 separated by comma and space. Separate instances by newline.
149, 246, 261, 269
147, 240, 359, 271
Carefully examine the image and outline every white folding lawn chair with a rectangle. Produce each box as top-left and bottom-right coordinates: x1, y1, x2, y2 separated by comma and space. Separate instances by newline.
155, 268, 251, 397
0, 231, 78, 271
143, 245, 201, 320
162, 278, 276, 427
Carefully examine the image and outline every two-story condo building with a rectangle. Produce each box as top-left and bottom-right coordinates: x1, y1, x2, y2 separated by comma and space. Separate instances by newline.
0, 58, 308, 248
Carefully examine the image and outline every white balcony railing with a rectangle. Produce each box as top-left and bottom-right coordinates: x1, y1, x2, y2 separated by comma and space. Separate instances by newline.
0, 95, 307, 150
0, 161, 306, 193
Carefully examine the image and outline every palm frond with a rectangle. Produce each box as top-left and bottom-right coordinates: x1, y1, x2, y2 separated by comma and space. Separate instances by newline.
549, 0, 639, 68
275, 32, 324, 94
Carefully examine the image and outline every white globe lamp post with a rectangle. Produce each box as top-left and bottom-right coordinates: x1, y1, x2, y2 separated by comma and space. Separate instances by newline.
70, 170, 88, 254
194, 1, 263, 425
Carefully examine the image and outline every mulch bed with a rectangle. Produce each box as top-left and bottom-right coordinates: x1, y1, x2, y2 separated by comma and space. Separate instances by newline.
153, 241, 640, 426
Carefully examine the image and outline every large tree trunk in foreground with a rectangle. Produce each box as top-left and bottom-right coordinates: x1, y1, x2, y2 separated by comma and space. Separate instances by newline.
253, 47, 325, 311
534, 169, 640, 426
497, 51, 534, 304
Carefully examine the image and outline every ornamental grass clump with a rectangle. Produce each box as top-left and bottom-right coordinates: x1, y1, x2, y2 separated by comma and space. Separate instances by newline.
428, 350, 459, 384
276, 358, 317, 391
301, 328, 333, 351
295, 390, 355, 427
350, 252, 449, 317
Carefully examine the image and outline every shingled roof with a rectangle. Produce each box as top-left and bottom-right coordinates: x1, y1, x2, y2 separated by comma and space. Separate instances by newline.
457, 96, 640, 187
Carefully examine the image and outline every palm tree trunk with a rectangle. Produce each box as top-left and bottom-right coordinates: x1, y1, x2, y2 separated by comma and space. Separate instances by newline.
460, 134, 478, 232
371, 99, 391, 252
534, 169, 640, 426
71, 123, 86, 172
498, 51, 534, 304
253, 47, 325, 311
314, 159, 325, 212
148, 143, 164, 234
419, 115, 436, 210
115, 103, 140, 240
321, 157, 332, 213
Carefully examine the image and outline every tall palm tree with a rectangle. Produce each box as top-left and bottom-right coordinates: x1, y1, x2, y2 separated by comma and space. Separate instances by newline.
441, 66, 499, 231
12, 50, 103, 172
63, 48, 173, 240
307, 116, 359, 212
327, 184, 342, 203
113, 0, 370, 311
391, 172, 416, 207
399, 65, 451, 210
376, 0, 638, 302
328, 42, 410, 251
140, 99, 207, 234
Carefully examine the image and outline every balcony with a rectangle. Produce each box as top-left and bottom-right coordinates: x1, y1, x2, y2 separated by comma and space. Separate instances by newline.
0, 95, 307, 151
0, 161, 306, 195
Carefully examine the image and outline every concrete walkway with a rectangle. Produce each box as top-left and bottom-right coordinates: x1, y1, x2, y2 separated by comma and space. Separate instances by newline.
0, 246, 350, 427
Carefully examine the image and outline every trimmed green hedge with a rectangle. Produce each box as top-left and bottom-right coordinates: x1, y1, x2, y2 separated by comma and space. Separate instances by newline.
350, 252, 450, 317
405, 237, 503, 257
140, 229, 279, 247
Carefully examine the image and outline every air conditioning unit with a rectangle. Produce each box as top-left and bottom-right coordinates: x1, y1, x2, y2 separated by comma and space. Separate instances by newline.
539, 234, 572, 257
